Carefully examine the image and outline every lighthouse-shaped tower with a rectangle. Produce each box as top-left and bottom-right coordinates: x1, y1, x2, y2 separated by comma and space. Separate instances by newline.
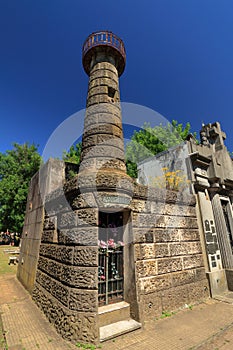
81, 31, 127, 175
31, 31, 140, 346
78, 31, 139, 340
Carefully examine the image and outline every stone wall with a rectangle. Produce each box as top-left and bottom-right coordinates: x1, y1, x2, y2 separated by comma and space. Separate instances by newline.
17, 159, 65, 293
131, 185, 210, 320
32, 183, 100, 344
30, 172, 210, 344
137, 142, 192, 195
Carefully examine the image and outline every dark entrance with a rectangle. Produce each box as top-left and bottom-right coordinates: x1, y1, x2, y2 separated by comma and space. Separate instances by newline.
98, 211, 124, 306
221, 199, 233, 253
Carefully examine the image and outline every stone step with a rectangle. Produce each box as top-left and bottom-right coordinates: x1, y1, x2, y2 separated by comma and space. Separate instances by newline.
99, 318, 142, 342
214, 291, 233, 304
98, 301, 130, 327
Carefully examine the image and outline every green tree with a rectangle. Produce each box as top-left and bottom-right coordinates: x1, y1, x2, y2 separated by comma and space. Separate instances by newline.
62, 143, 82, 179
125, 120, 192, 178
62, 143, 82, 164
0, 143, 42, 232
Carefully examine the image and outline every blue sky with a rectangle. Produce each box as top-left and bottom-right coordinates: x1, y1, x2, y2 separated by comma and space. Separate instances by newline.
1, 0, 233, 157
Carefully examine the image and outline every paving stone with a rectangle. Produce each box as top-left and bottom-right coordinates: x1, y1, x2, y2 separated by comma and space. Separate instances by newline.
2, 275, 233, 349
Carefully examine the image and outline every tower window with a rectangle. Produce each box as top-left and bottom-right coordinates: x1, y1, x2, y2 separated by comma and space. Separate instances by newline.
108, 86, 116, 99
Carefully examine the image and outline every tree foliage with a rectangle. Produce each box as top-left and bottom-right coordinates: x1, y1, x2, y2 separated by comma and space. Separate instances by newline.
62, 122, 193, 179
62, 143, 82, 164
125, 120, 192, 178
0, 143, 42, 232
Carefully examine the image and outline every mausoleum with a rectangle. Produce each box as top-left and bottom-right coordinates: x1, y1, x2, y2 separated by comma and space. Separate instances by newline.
17, 31, 233, 345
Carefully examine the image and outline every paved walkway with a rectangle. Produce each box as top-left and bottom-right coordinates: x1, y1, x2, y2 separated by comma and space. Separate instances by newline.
1, 275, 233, 350
0, 275, 77, 350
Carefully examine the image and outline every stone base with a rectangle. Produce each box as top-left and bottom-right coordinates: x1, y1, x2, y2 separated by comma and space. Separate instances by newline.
213, 290, 233, 304
225, 269, 233, 291
99, 319, 141, 342
206, 270, 228, 297
98, 301, 130, 327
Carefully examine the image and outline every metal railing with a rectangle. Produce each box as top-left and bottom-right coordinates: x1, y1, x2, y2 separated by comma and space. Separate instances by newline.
82, 30, 126, 61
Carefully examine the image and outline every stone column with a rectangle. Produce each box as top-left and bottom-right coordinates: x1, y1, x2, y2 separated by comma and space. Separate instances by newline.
80, 31, 133, 210
81, 31, 127, 176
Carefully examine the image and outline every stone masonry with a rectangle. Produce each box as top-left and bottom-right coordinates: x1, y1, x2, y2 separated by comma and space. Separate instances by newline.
19, 31, 210, 345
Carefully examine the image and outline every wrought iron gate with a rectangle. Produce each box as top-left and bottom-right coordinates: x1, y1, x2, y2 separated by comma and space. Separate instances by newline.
98, 212, 124, 306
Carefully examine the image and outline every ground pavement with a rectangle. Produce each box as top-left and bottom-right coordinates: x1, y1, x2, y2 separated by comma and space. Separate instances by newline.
1, 274, 233, 350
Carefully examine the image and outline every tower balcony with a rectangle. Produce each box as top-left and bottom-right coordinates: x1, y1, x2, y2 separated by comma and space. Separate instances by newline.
82, 30, 126, 76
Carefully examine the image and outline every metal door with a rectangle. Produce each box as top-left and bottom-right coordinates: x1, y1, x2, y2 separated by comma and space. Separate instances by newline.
98, 211, 124, 306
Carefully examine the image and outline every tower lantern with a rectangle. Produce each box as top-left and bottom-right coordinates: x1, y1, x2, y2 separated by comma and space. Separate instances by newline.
82, 30, 126, 77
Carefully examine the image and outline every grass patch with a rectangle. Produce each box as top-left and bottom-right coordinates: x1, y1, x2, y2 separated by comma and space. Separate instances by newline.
160, 310, 175, 319
0, 246, 18, 275
76, 343, 102, 349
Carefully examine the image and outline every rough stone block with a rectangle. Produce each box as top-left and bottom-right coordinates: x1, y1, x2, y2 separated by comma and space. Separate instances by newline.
73, 246, 98, 266
82, 134, 123, 149
88, 85, 108, 96
84, 114, 98, 128
37, 256, 62, 280
131, 199, 151, 213
76, 208, 98, 226
134, 243, 155, 260
36, 270, 70, 306
88, 76, 118, 90
155, 215, 198, 229
143, 293, 163, 319
32, 283, 99, 344
136, 259, 157, 277
195, 267, 207, 281
69, 289, 98, 311
136, 213, 161, 228
59, 227, 98, 246
141, 274, 173, 293
154, 244, 169, 258
157, 257, 182, 274
61, 265, 97, 289
44, 216, 57, 230
95, 158, 126, 171
159, 284, 189, 312
152, 228, 181, 243
91, 61, 118, 73
183, 254, 204, 269
83, 123, 123, 139
172, 270, 196, 287
56, 246, 74, 264
187, 280, 210, 303
132, 184, 149, 200
85, 102, 120, 117
164, 204, 196, 217
41, 229, 58, 243
71, 193, 96, 210
133, 228, 149, 243
59, 211, 77, 228
89, 68, 117, 81
39, 243, 57, 259
134, 243, 169, 260
81, 144, 125, 161
169, 242, 202, 256
179, 229, 200, 241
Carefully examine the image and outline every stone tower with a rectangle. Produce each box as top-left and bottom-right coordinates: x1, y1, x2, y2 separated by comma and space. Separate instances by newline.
81, 31, 126, 174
